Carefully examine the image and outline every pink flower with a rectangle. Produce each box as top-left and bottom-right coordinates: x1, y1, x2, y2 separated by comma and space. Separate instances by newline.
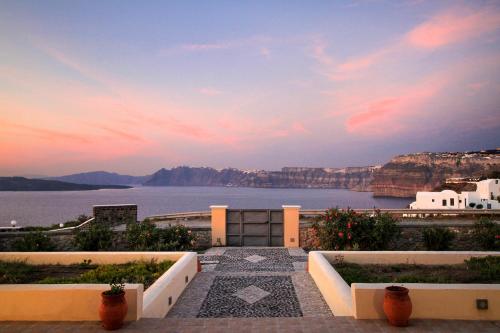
338, 232, 344, 238
495, 235, 500, 239
347, 223, 352, 229
347, 233, 352, 240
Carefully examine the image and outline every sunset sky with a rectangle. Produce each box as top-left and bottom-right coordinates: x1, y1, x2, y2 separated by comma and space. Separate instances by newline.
1, 0, 500, 176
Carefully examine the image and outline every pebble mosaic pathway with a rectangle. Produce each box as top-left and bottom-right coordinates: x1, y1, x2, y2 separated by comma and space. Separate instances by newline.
167, 247, 332, 319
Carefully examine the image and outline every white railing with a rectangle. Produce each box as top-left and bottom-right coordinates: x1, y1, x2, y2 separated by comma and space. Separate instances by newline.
47, 217, 95, 232
146, 211, 211, 221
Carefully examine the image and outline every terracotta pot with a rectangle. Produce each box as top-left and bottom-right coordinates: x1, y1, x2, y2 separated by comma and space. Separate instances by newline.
99, 291, 128, 330
383, 286, 412, 327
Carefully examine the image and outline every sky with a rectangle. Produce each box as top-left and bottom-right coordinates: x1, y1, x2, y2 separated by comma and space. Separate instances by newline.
1, 0, 500, 176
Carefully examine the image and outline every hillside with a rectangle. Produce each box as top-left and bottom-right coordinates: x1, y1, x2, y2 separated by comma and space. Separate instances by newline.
0, 177, 132, 191
50, 171, 148, 185
371, 150, 500, 197
143, 166, 378, 190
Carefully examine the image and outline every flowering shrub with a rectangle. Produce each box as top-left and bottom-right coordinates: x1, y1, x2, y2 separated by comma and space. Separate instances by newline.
473, 217, 500, 250
311, 208, 399, 250
126, 219, 195, 251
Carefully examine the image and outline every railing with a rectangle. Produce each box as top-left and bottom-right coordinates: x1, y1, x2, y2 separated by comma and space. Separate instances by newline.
0, 217, 96, 233
146, 211, 211, 222
47, 217, 95, 232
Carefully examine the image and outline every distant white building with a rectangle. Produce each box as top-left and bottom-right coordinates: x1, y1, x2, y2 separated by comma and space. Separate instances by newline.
410, 179, 500, 210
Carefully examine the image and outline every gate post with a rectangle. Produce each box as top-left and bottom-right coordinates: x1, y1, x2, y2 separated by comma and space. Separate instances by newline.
282, 205, 301, 248
210, 205, 228, 246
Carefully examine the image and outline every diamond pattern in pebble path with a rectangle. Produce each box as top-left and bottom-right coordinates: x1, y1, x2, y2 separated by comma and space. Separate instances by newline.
200, 248, 307, 272
197, 276, 303, 318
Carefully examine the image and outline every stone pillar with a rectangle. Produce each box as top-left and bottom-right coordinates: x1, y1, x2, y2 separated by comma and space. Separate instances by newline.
210, 205, 228, 246
283, 205, 301, 248
93, 204, 137, 227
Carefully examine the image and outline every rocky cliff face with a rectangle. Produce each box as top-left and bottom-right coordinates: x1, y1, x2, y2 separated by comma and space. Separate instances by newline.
143, 166, 378, 190
371, 151, 500, 197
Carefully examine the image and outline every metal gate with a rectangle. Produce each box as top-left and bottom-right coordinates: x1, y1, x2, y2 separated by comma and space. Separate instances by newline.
226, 209, 284, 246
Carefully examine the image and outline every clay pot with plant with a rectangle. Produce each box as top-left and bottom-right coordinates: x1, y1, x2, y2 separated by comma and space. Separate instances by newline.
99, 282, 128, 330
383, 286, 412, 327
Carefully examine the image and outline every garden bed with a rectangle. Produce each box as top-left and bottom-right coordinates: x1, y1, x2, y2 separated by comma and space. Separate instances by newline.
0, 259, 175, 289
332, 256, 499, 285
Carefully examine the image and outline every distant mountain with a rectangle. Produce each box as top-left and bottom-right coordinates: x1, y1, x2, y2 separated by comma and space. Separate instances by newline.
143, 166, 378, 190
50, 171, 149, 185
0, 177, 132, 191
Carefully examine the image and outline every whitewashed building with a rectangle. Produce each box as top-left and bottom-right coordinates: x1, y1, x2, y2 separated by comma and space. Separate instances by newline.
410, 179, 500, 210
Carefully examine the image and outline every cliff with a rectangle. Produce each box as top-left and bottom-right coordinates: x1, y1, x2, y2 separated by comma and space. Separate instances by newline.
371, 151, 500, 197
143, 166, 378, 190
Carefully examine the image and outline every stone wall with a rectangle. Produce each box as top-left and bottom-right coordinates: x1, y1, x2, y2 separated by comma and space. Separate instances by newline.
93, 204, 137, 227
299, 222, 482, 251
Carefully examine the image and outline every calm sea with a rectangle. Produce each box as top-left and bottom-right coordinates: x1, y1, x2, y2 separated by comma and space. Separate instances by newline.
0, 186, 412, 227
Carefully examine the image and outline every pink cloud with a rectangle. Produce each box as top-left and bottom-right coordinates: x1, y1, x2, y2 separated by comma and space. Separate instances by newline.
312, 6, 500, 82
291, 121, 309, 134
406, 8, 500, 49
310, 37, 334, 66
199, 87, 223, 96
345, 74, 447, 136
181, 42, 229, 51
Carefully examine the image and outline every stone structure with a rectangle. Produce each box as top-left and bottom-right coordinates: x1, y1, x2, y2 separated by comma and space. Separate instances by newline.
93, 204, 137, 226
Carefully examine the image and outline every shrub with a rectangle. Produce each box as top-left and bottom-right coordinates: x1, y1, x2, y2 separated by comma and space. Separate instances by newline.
13, 231, 55, 251
74, 222, 113, 251
465, 256, 500, 282
473, 218, 500, 250
312, 208, 399, 251
160, 225, 195, 251
422, 227, 455, 250
0, 260, 35, 283
476, 204, 484, 209
126, 219, 160, 250
38, 259, 175, 289
469, 203, 476, 208
126, 220, 195, 251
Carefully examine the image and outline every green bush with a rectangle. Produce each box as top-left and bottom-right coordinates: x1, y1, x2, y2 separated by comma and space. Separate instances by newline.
38, 259, 174, 289
465, 256, 500, 282
473, 218, 500, 250
126, 219, 195, 251
476, 204, 484, 209
74, 222, 113, 251
422, 227, 455, 250
13, 232, 55, 251
312, 208, 399, 250
0, 260, 35, 283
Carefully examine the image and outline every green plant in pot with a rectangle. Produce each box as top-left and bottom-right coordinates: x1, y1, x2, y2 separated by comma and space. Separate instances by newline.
99, 281, 128, 330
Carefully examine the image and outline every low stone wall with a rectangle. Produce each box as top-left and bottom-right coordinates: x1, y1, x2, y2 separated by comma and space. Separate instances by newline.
299, 221, 488, 251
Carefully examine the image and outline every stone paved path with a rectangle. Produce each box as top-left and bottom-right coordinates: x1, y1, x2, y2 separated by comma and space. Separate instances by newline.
167, 247, 332, 318
3, 317, 500, 332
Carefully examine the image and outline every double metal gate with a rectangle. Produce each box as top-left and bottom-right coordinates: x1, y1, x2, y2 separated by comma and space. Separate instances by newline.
226, 209, 284, 246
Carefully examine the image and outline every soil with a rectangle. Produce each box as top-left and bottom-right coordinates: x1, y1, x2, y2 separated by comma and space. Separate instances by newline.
332, 262, 499, 285
22, 265, 96, 283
